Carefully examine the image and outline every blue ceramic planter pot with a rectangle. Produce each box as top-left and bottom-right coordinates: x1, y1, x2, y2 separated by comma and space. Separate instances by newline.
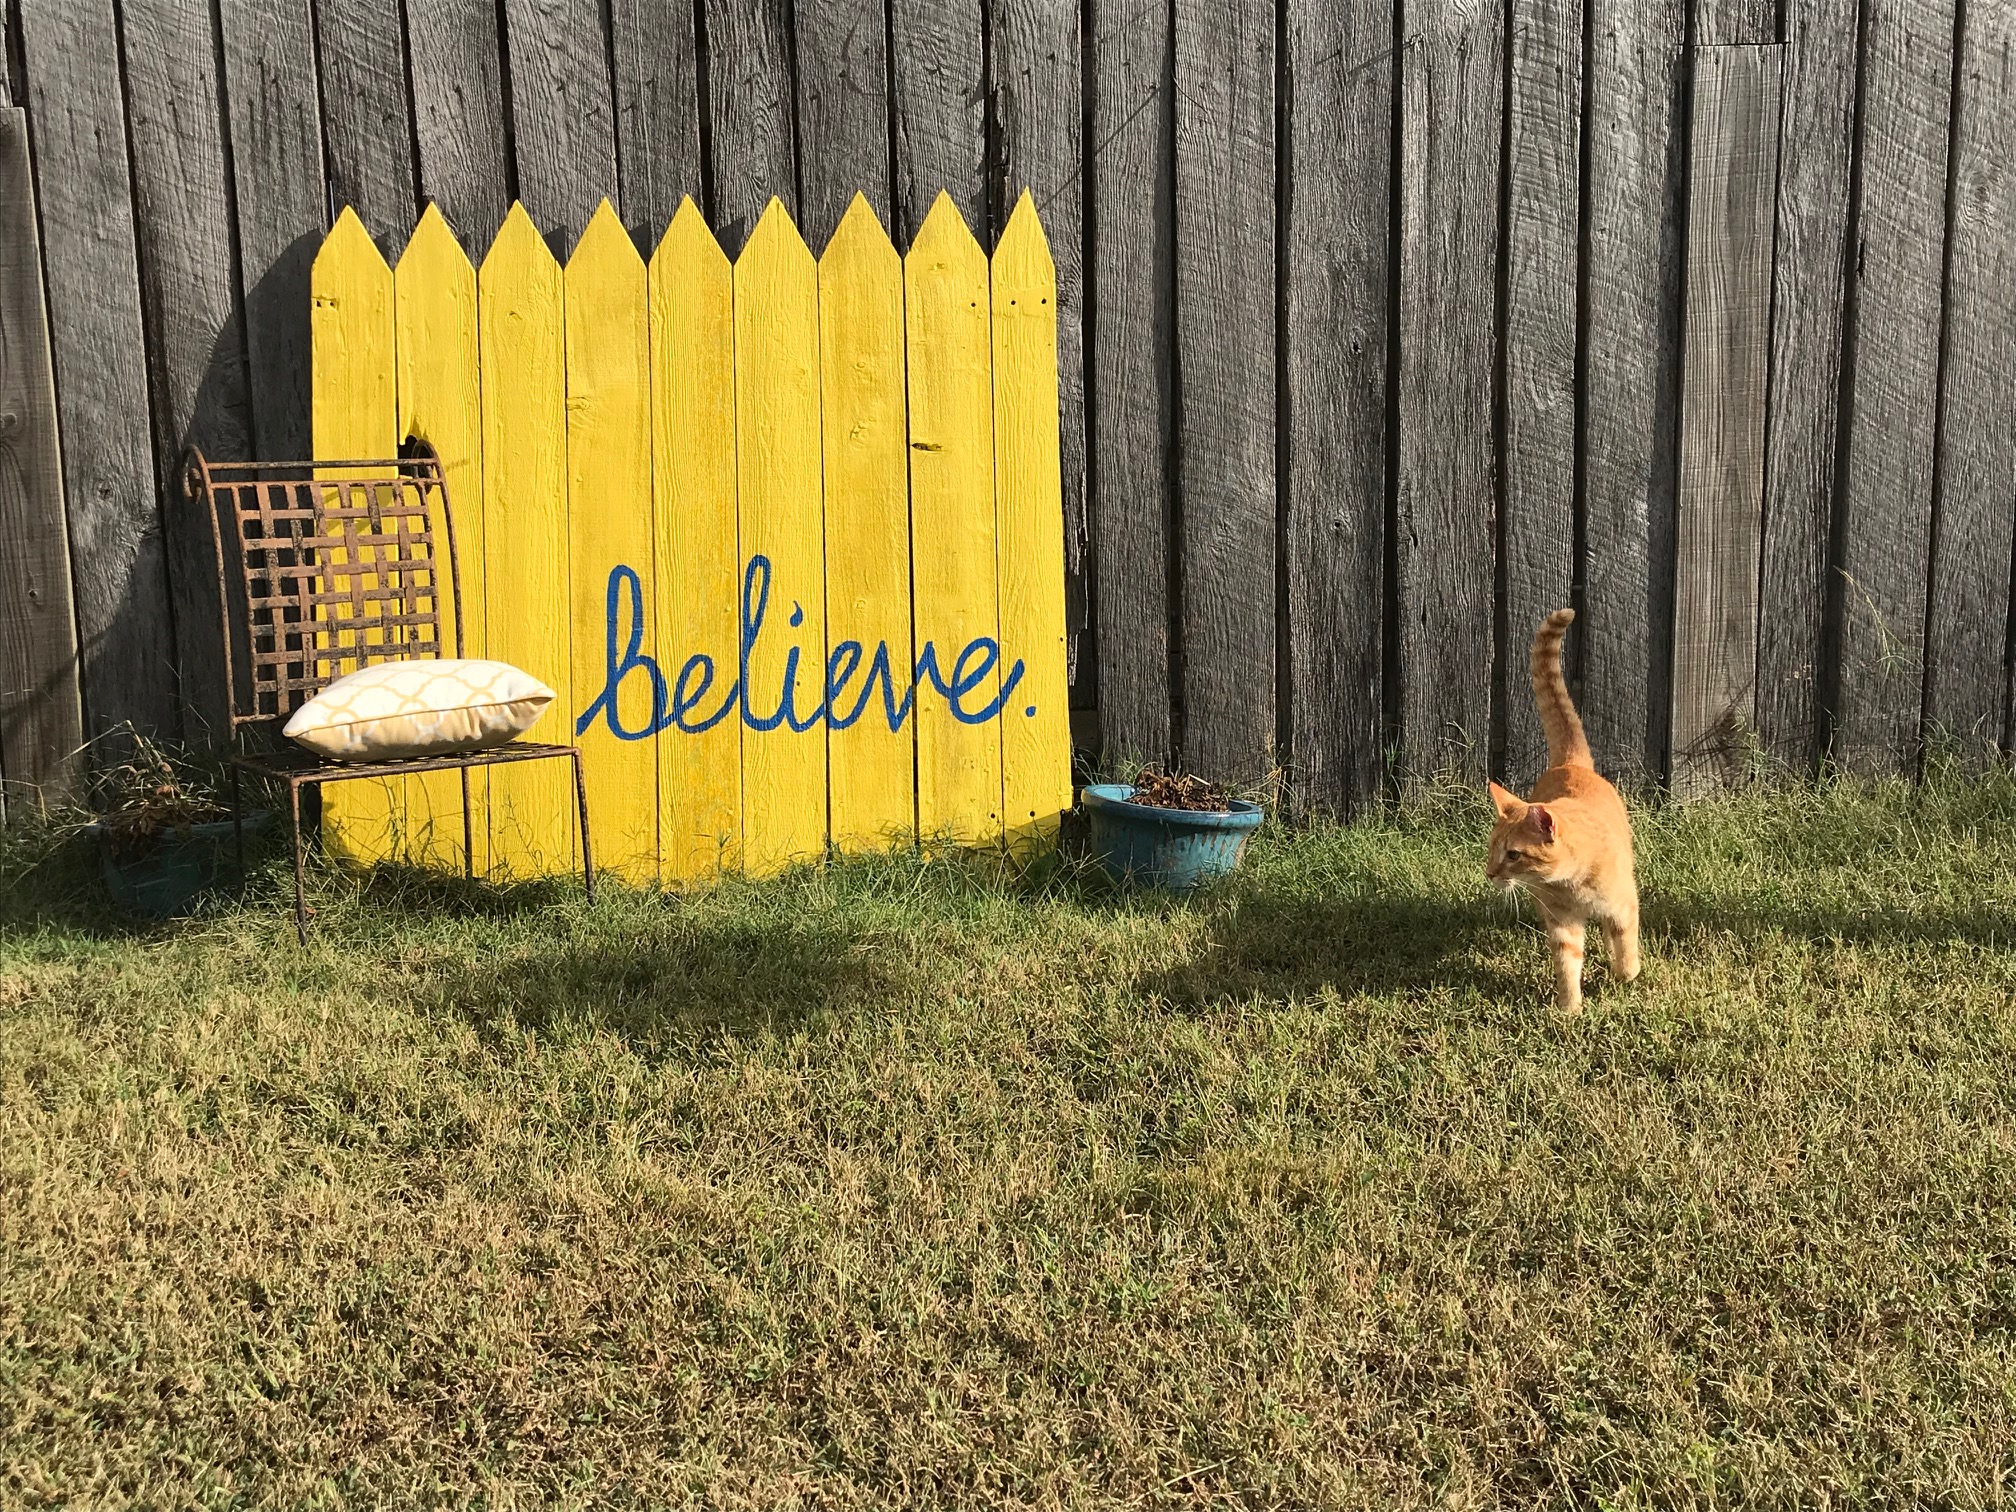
1080, 784, 1264, 890
91, 811, 270, 920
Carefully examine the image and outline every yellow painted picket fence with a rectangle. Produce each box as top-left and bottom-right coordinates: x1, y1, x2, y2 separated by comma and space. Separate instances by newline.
309, 190, 1070, 884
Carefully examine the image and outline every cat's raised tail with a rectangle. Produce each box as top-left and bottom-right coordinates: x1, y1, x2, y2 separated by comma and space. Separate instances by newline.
1532, 608, 1592, 769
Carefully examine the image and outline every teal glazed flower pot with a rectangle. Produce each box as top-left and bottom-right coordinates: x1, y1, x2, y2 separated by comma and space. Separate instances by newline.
91, 811, 270, 920
1080, 784, 1263, 890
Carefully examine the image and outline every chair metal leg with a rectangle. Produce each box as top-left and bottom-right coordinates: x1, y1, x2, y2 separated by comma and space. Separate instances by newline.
289, 779, 310, 945
459, 766, 474, 882
229, 764, 246, 896
570, 749, 595, 902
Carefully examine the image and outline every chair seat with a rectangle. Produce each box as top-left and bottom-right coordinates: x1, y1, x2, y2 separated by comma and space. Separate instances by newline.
229, 740, 580, 785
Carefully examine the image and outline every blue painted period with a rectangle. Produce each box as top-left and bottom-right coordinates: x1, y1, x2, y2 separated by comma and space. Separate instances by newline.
577, 557, 1035, 741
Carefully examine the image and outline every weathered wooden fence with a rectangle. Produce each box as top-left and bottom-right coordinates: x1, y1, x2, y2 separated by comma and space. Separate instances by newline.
3, 0, 2012, 815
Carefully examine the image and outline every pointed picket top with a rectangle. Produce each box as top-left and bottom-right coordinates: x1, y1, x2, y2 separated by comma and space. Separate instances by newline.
992, 189, 1054, 283
317, 204, 389, 278
397, 202, 472, 279
822, 191, 897, 267
651, 194, 729, 276
483, 200, 560, 277
910, 189, 985, 272
740, 195, 815, 275
570, 197, 643, 272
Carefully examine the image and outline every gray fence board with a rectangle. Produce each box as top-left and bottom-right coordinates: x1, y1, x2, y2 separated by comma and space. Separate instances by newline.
1693, 0, 1778, 46
313, 0, 418, 249
405, 0, 512, 250
1671, 45, 1782, 794
610, 0, 705, 247
1284, 0, 1390, 813
1833, 0, 1955, 775
702, 0, 800, 247
794, 0, 893, 249
0, 104, 82, 797
1502, 0, 1583, 783
18, 0, 178, 743
888, 0, 987, 244
1397, 0, 1502, 786
500, 0, 620, 253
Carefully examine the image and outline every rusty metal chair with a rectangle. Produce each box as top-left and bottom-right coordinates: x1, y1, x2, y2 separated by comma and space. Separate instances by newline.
187, 447, 594, 941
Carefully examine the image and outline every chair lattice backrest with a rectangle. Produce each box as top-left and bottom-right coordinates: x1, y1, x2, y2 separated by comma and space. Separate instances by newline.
187, 451, 464, 731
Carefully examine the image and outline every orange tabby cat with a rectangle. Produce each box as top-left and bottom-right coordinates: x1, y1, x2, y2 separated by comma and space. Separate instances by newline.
1486, 609, 1640, 1012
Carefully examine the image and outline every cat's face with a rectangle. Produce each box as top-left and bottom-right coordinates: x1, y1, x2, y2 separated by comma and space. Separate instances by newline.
1486, 782, 1563, 889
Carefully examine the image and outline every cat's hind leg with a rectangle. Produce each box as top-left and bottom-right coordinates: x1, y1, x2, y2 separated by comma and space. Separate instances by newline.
1547, 917, 1586, 1012
1602, 896, 1641, 984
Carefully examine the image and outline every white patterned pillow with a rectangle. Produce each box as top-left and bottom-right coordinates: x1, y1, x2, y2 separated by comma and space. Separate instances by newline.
283, 659, 555, 762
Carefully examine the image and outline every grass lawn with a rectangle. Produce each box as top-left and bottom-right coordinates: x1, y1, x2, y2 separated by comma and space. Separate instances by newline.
5, 771, 2016, 1508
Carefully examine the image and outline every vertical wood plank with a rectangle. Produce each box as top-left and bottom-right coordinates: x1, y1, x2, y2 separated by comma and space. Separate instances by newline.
1087, 0, 1173, 767
992, 193, 1072, 848
480, 204, 573, 876
1173, 0, 1276, 784
17, 0, 178, 741
1582, 0, 1687, 784
1756, 0, 1856, 766
701, 0, 800, 246
991, 0, 1087, 698
735, 199, 827, 873
219, 0, 325, 468
1671, 45, 1783, 794
906, 193, 1001, 845
1502, 0, 1582, 784
821, 196, 915, 853
1692, 0, 1778, 45
119, 0, 253, 742
1284, 0, 1390, 813
794, 0, 894, 248
1925, 4, 2016, 753
310, 209, 403, 863
405, 0, 512, 249
608, 0, 705, 246
313, 0, 418, 249
566, 200, 658, 882
499, 0, 620, 252
652, 199, 742, 883
0, 104, 82, 798
1397, 0, 1502, 786
395, 205, 485, 873
1832, 0, 1956, 774
888, 0, 987, 244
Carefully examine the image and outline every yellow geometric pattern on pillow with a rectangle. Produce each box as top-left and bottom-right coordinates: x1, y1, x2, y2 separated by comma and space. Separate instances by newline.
283, 658, 556, 763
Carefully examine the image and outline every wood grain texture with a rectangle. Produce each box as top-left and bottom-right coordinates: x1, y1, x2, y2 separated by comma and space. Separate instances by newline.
395, 205, 485, 873
651, 199, 742, 882
1925, 4, 2016, 753
566, 202, 657, 881
992, 193, 1072, 848
1833, 0, 1955, 774
990, 0, 1086, 693
1501, 0, 1582, 785
1397, 0, 1502, 786
820, 197, 915, 853
793, 0, 893, 248
1582, 0, 1686, 785
1671, 45, 1782, 795
0, 105, 82, 798
313, 0, 418, 249
887, 0, 986, 244
17, 0, 178, 742
1086, 0, 1172, 766
218, 0, 326, 464
1173, 0, 1275, 783
499, 0, 620, 253
609, 0, 705, 247
701, 0, 799, 249
906, 194, 1001, 846
1692, 0, 1779, 46
115, 0, 249, 743
1756, 0, 1856, 766
734, 200, 827, 874
479, 205, 574, 876
404, 0, 512, 249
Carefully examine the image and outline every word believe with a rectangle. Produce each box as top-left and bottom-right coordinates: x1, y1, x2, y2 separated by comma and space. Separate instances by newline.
577, 558, 1033, 741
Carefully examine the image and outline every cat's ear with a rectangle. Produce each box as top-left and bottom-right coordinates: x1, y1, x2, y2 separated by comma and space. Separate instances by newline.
1488, 781, 1524, 818
1524, 803, 1557, 843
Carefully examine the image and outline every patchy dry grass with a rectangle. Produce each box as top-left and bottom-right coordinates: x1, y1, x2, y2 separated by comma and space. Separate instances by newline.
4, 771, 2016, 1508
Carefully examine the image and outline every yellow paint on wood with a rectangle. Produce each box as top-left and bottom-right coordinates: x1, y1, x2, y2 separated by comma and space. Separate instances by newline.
479, 203, 573, 878
820, 195, 914, 852
310, 207, 403, 864
904, 192, 1000, 847
651, 198, 743, 883
566, 200, 657, 883
991, 192, 1073, 852
394, 202, 484, 873
734, 199, 827, 875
